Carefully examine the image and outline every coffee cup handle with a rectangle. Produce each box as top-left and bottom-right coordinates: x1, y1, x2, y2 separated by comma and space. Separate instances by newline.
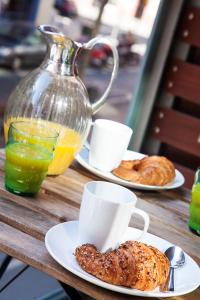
131, 208, 150, 240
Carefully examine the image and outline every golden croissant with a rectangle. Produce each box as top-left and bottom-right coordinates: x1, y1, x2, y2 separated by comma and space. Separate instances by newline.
75, 241, 170, 291
112, 155, 175, 186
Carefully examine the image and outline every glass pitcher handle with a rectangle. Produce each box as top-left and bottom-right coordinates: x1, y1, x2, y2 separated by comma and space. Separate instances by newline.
83, 37, 119, 114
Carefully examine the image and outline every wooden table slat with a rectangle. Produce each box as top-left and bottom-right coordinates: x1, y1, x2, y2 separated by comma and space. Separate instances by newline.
0, 176, 79, 221
0, 197, 59, 240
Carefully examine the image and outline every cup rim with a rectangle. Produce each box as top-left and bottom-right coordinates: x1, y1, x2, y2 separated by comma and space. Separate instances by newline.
10, 121, 59, 140
85, 180, 137, 205
94, 119, 133, 135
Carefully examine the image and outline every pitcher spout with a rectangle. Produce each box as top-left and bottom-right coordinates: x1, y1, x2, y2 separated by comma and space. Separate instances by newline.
38, 24, 81, 75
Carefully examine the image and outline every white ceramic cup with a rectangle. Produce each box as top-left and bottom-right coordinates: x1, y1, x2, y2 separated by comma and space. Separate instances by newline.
88, 119, 133, 172
78, 181, 149, 253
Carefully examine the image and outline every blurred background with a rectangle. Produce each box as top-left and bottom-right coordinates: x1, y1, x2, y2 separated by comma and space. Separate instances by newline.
0, 0, 160, 145
0, 0, 160, 299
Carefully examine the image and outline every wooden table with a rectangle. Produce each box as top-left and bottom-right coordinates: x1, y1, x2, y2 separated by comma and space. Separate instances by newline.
0, 151, 199, 300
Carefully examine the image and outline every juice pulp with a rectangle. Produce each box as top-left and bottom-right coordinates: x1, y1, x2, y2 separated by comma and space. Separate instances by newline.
4, 118, 82, 175
5, 143, 52, 195
189, 182, 200, 233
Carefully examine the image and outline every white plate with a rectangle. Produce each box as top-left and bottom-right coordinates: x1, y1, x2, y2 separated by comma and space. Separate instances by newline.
45, 221, 200, 298
75, 147, 185, 190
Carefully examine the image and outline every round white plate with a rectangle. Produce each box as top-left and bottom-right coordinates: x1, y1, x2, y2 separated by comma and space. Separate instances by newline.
45, 221, 200, 298
75, 147, 185, 190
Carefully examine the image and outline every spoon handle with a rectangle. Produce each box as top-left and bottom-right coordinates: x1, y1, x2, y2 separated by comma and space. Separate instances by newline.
168, 267, 175, 291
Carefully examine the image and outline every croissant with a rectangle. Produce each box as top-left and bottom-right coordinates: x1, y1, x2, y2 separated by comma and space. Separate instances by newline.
112, 155, 175, 186
75, 241, 170, 291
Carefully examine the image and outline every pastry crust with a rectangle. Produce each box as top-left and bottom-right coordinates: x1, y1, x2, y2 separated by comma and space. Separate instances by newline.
75, 241, 170, 291
112, 155, 175, 186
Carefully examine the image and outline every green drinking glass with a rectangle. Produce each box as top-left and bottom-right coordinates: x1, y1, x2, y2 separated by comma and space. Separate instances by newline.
5, 121, 59, 196
189, 167, 200, 236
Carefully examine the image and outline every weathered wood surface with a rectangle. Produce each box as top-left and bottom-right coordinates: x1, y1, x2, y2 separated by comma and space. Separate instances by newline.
0, 151, 199, 300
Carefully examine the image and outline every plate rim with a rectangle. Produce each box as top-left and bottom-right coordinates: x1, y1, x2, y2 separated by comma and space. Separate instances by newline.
45, 220, 200, 298
75, 147, 185, 190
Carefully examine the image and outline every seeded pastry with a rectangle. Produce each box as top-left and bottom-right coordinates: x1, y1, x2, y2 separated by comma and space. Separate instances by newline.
75, 241, 170, 291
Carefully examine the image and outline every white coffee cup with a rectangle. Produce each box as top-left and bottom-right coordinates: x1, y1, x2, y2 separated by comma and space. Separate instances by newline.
88, 119, 133, 172
78, 181, 149, 253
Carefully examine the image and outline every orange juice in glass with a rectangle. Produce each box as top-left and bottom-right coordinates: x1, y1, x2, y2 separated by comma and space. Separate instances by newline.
4, 117, 82, 175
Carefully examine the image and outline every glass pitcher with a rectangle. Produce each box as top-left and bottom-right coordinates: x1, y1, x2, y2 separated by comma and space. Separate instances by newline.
4, 25, 119, 175
189, 167, 200, 235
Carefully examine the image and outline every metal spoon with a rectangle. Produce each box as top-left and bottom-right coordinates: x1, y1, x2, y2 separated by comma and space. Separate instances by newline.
164, 245, 185, 291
